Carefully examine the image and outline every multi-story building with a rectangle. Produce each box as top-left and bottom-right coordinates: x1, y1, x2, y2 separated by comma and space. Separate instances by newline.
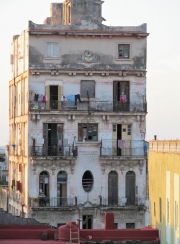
8, 0, 148, 227
148, 140, 180, 244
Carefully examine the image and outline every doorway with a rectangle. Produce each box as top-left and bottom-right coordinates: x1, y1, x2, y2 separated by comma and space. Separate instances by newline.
82, 215, 93, 229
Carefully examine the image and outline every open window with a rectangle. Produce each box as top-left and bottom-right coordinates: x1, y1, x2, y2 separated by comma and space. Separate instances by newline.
78, 124, 98, 141
57, 171, 67, 206
118, 44, 130, 59
46, 85, 63, 110
39, 171, 49, 197
113, 81, 129, 111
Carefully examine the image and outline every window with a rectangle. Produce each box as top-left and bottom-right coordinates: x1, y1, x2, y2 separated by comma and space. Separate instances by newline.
159, 198, 162, 222
46, 42, 59, 57
108, 171, 118, 206
126, 223, 135, 229
118, 44, 130, 59
39, 171, 49, 197
128, 125, 131, 135
82, 171, 93, 192
154, 202, 156, 217
57, 171, 67, 206
81, 81, 95, 98
113, 81, 129, 111
126, 171, 135, 206
83, 215, 93, 229
78, 124, 98, 141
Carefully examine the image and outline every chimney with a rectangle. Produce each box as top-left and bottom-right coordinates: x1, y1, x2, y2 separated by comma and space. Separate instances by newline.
154, 135, 157, 140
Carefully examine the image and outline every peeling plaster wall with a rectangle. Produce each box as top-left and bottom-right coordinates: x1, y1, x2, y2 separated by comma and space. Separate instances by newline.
29, 35, 147, 70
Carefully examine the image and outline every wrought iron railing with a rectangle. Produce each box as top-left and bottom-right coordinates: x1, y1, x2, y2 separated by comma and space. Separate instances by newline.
29, 100, 147, 113
30, 197, 75, 207
30, 146, 78, 157
29, 196, 145, 208
100, 140, 145, 157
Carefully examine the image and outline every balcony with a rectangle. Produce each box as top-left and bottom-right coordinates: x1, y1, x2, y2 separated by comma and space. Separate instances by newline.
29, 196, 145, 208
100, 140, 145, 157
30, 146, 78, 157
30, 197, 75, 208
29, 100, 147, 113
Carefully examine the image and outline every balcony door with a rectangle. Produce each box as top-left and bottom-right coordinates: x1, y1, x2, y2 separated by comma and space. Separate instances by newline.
113, 81, 129, 111
45, 85, 62, 110
108, 171, 118, 205
43, 123, 63, 156
126, 171, 135, 206
57, 171, 67, 206
112, 124, 131, 156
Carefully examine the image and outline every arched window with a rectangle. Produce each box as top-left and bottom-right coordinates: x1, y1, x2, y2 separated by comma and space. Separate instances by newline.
82, 171, 93, 192
108, 171, 118, 205
39, 171, 49, 197
126, 171, 135, 205
57, 171, 67, 206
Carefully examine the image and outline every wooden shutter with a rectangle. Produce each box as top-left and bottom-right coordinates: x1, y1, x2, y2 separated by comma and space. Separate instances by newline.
108, 171, 118, 205
126, 171, 135, 205
43, 124, 48, 155
58, 86, 63, 109
45, 86, 50, 109
81, 81, 95, 98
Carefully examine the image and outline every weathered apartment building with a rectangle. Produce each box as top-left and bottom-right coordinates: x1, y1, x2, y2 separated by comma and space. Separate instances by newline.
8, 0, 149, 228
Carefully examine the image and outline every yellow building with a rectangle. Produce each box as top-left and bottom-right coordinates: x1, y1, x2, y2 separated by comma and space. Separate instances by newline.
148, 140, 180, 244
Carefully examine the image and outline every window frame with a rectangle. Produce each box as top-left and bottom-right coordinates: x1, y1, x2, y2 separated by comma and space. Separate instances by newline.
78, 123, 98, 142
80, 80, 95, 99
46, 42, 59, 58
118, 44, 130, 59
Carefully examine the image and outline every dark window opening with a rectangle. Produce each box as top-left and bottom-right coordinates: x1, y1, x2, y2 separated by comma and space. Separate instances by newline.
43, 123, 63, 156
50, 86, 58, 109
113, 81, 129, 111
114, 223, 118, 229
57, 171, 67, 206
78, 124, 98, 141
126, 223, 135, 229
108, 171, 118, 205
128, 125, 131, 135
82, 171, 93, 192
83, 215, 93, 229
39, 171, 49, 197
118, 44, 130, 59
81, 81, 95, 98
126, 171, 135, 206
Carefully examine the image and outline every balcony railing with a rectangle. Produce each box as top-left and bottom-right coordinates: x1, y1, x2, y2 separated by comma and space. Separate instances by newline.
100, 140, 145, 157
30, 196, 145, 208
30, 197, 76, 208
29, 100, 147, 113
30, 146, 78, 157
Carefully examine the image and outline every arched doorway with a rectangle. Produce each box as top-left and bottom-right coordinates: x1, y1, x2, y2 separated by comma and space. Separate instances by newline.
108, 171, 118, 205
126, 171, 135, 205
57, 171, 67, 206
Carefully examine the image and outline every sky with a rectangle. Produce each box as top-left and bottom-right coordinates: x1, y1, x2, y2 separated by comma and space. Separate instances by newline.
0, 0, 180, 145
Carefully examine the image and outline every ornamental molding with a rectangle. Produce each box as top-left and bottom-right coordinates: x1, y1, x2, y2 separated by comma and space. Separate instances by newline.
77, 50, 100, 66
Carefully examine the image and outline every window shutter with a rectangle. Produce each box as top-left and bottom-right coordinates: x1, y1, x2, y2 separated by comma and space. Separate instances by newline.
53, 43, 58, 57
45, 86, 50, 109
81, 81, 95, 98
58, 86, 63, 109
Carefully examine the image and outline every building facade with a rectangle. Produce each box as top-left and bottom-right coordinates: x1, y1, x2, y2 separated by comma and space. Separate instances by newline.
8, 0, 148, 227
148, 140, 180, 244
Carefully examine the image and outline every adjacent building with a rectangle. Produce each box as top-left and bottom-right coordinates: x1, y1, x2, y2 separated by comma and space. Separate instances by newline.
8, 0, 149, 227
148, 140, 180, 244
